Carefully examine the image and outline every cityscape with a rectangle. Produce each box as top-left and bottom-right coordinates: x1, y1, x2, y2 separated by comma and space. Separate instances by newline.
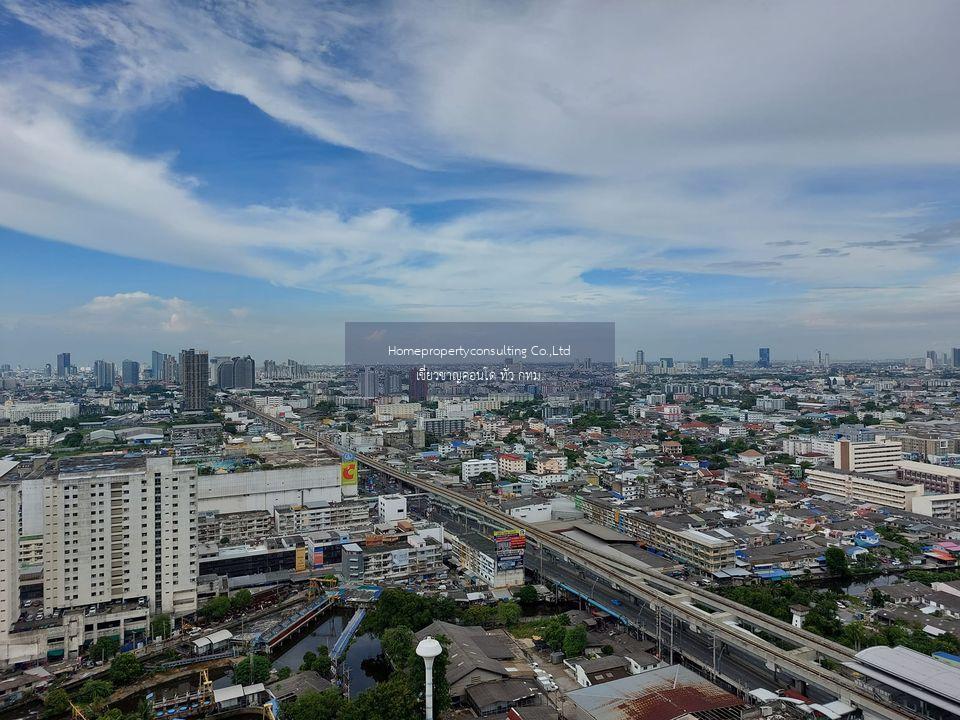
3, 3, 960, 720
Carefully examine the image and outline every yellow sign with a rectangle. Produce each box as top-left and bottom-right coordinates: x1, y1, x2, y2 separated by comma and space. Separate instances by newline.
341, 459, 358, 486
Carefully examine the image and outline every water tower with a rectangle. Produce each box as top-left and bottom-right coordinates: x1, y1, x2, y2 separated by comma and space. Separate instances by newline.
416, 636, 443, 720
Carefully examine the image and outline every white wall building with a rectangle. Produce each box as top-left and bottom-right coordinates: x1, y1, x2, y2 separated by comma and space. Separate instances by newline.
834, 438, 903, 473
378, 494, 408, 523
805, 467, 923, 511
461, 459, 499, 483
197, 463, 341, 513
1, 402, 79, 423
42, 456, 198, 616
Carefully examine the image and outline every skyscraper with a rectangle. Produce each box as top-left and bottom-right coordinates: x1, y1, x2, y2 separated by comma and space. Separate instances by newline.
722, 354, 734, 367
179, 349, 210, 411
635, 349, 645, 367
953, 348, 960, 368
217, 356, 255, 389
700, 357, 709, 369
93, 360, 115, 389
926, 350, 938, 367
56, 352, 70, 377
758, 347, 771, 368
659, 357, 674, 369
408, 367, 428, 402
151, 350, 166, 381
358, 366, 377, 398
121, 360, 140, 386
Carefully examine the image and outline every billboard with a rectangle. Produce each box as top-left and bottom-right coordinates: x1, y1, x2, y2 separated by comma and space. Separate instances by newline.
494, 529, 526, 572
341, 452, 358, 487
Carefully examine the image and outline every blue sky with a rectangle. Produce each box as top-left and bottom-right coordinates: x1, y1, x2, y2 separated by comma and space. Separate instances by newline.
2, 0, 960, 366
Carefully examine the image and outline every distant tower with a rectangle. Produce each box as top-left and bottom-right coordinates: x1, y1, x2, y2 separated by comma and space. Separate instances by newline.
416, 636, 443, 720
56, 352, 71, 377
179, 349, 210, 410
758, 347, 771, 368
635, 349, 644, 367
700, 357, 709, 369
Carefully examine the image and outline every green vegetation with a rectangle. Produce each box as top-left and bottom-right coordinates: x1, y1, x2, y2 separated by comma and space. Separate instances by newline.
199, 589, 252, 621
562, 625, 588, 657
572, 412, 619, 430
44, 688, 73, 718
150, 614, 171, 640
233, 654, 272, 685
87, 636, 120, 660
824, 547, 850, 578
108, 653, 143, 685
360, 589, 456, 635
300, 647, 332, 677
513, 584, 539, 610
903, 569, 960, 585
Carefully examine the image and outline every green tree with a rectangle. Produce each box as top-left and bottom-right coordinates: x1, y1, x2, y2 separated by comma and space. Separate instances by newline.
543, 615, 568, 651
283, 689, 346, 720
44, 688, 72, 718
495, 601, 522, 627
824, 547, 850, 578
230, 589, 253, 613
381, 627, 415, 669
76, 680, 114, 705
870, 588, 889, 608
150, 614, 172, 640
88, 636, 120, 661
233, 654, 272, 685
109, 653, 143, 685
361, 589, 456, 635
513, 585, 538, 609
341, 678, 419, 720
200, 595, 232, 621
763, 489, 777, 504
275, 667, 291, 681
562, 625, 588, 657
63, 432, 84, 447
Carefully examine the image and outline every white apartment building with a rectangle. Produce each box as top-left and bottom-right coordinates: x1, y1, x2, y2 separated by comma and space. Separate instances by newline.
0, 402, 79, 423
0, 466, 20, 666
535, 453, 568, 475
378, 494, 407, 523
374, 402, 422, 420
834, 437, 903, 473
43, 456, 198, 616
519, 473, 566, 490
25, 429, 52, 448
805, 467, 923, 510
911, 493, 960, 520
462, 459, 499, 483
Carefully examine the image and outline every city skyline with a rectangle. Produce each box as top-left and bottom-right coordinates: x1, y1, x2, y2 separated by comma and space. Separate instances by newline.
2, 2, 960, 362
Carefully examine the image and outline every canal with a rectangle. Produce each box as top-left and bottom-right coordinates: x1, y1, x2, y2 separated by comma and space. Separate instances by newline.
271, 608, 389, 698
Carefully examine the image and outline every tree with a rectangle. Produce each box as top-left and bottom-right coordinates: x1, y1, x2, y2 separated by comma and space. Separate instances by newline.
76, 680, 114, 705
514, 585, 538, 609
230, 589, 253, 613
562, 625, 588, 658
870, 588, 889, 608
109, 653, 143, 685
763, 489, 777, 504
88, 636, 120, 661
381, 627, 415, 669
341, 678, 420, 720
283, 689, 346, 720
150, 614, 171, 640
275, 667, 292, 681
44, 688, 72, 718
361, 589, 456, 636
63, 432, 84, 447
200, 595, 232, 621
495, 601, 522, 627
233, 654, 272, 685
543, 615, 568, 651
824, 547, 850, 578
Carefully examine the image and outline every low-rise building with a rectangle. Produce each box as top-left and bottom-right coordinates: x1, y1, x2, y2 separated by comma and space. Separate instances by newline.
806, 467, 924, 510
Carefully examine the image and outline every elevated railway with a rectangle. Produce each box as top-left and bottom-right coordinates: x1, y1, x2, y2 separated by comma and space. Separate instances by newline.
237, 400, 915, 720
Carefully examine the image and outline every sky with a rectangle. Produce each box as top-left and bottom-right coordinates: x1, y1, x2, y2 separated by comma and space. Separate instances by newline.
2, 0, 960, 366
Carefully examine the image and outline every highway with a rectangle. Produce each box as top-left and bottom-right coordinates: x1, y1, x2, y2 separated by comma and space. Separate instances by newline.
237, 400, 914, 720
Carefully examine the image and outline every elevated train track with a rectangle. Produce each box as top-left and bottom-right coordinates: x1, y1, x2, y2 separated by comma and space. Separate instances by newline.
238, 401, 915, 720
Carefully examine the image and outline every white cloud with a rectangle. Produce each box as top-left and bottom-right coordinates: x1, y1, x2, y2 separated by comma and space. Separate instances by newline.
2, 0, 960, 359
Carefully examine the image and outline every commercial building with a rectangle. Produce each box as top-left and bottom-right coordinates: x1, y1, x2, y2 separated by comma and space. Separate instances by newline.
42, 455, 198, 616
408, 367, 428, 402
378, 494, 407, 523
179, 348, 210, 411
834, 437, 903, 473
197, 463, 342, 514
273, 500, 370, 534
358, 367, 377, 398
445, 525, 524, 588
340, 525, 444, 584
121, 360, 140, 386
806, 467, 924, 510
198, 510, 275, 544
56, 352, 71, 377
758, 347, 771, 368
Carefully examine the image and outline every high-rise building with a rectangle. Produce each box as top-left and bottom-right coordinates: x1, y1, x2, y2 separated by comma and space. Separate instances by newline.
44, 363, 52, 377
926, 350, 938, 367
56, 352, 71, 377
0, 469, 20, 665
179, 349, 210, 411
151, 350, 167, 381
722, 354, 734, 368
42, 456, 198, 615
217, 356, 255, 389
635, 349, 645, 367
358, 366, 378, 398
409, 367, 428, 402
659, 357, 674, 369
952, 348, 960, 368
121, 360, 140, 386
93, 360, 115, 389
700, 357, 709, 369
385, 370, 403, 394
758, 347, 771, 368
